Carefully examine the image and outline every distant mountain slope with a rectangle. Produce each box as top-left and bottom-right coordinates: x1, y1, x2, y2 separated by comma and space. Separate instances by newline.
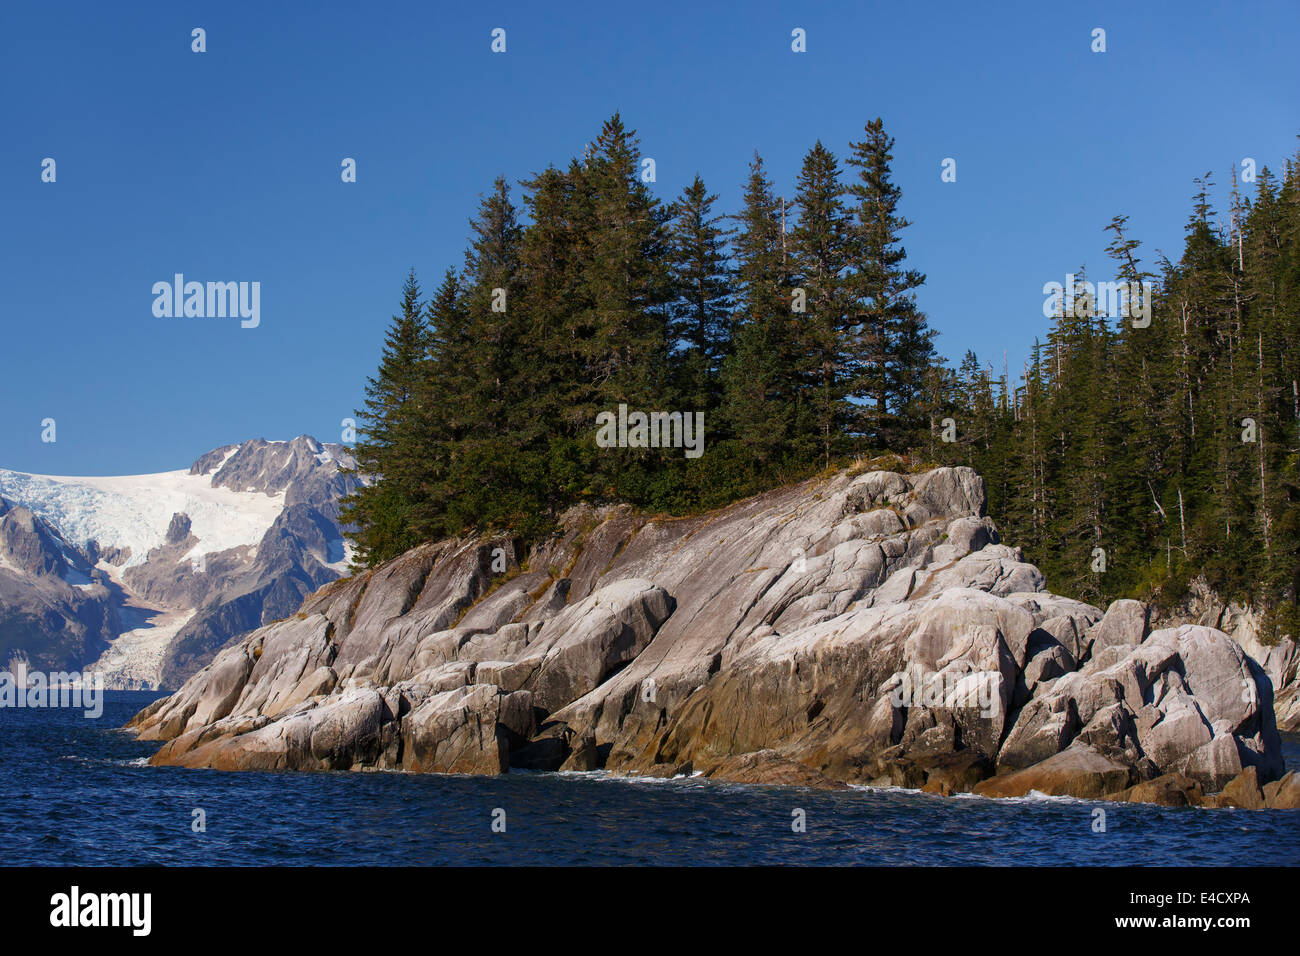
0, 436, 368, 689
0, 496, 118, 671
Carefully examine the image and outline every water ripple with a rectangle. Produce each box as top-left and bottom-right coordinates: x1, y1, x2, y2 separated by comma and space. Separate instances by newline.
0, 692, 1296, 866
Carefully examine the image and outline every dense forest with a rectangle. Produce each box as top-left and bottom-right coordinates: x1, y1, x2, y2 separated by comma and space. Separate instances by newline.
342, 115, 1300, 641
947, 156, 1300, 640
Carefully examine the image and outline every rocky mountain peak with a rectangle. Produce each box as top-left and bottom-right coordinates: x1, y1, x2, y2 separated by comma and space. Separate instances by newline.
188, 436, 362, 517
200, 437, 349, 495
165, 512, 193, 545
0, 502, 83, 578
0, 435, 367, 689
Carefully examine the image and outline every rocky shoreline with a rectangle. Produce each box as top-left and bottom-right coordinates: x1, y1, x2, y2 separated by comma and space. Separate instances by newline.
129, 466, 1300, 810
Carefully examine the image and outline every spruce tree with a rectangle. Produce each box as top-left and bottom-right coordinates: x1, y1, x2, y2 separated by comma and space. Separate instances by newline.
720, 153, 809, 479
577, 114, 674, 500
667, 174, 735, 415
844, 118, 935, 451
341, 269, 428, 565
444, 176, 540, 535
790, 141, 852, 466
407, 268, 467, 540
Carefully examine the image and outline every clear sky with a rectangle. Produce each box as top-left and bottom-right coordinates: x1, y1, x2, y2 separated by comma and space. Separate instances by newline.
4, 0, 1298, 475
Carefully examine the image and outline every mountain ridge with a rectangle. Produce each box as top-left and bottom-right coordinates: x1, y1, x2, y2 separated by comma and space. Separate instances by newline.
0, 435, 367, 688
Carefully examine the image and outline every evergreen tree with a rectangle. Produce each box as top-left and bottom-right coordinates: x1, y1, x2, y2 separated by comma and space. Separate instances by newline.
844, 118, 935, 451
789, 141, 852, 466
720, 153, 809, 479
407, 268, 467, 540
444, 176, 541, 535
341, 269, 428, 565
576, 114, 674, 500
517, 163, 588, 508
667, 174, 735, 414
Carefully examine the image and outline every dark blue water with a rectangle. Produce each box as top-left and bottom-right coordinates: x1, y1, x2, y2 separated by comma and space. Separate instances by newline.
2, 692, 1297, 866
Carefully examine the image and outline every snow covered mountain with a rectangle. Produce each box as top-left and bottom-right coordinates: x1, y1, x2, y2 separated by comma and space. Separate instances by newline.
0, 436, 368, 689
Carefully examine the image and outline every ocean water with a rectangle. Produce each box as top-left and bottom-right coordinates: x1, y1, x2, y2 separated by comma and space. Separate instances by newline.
1, 691, 1297, 866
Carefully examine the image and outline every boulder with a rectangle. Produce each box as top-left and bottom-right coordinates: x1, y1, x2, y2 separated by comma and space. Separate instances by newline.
1263, 771, 1300, 809
1086, 599, 1150, 656
917, 750, 992, 795
1181, 734, 1244, 792
518, 579, 674, 713
975, 743, 1133, 800
306, 688, 386, 768
703, 751, 849, 791
1141, 699, 1213, 769
402, 685, 534, 775
1106, 772, 1205, 807
1213, 766, 1266, 810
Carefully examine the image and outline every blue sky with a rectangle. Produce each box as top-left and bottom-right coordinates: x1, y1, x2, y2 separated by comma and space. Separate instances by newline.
3, 0, 1298, 475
